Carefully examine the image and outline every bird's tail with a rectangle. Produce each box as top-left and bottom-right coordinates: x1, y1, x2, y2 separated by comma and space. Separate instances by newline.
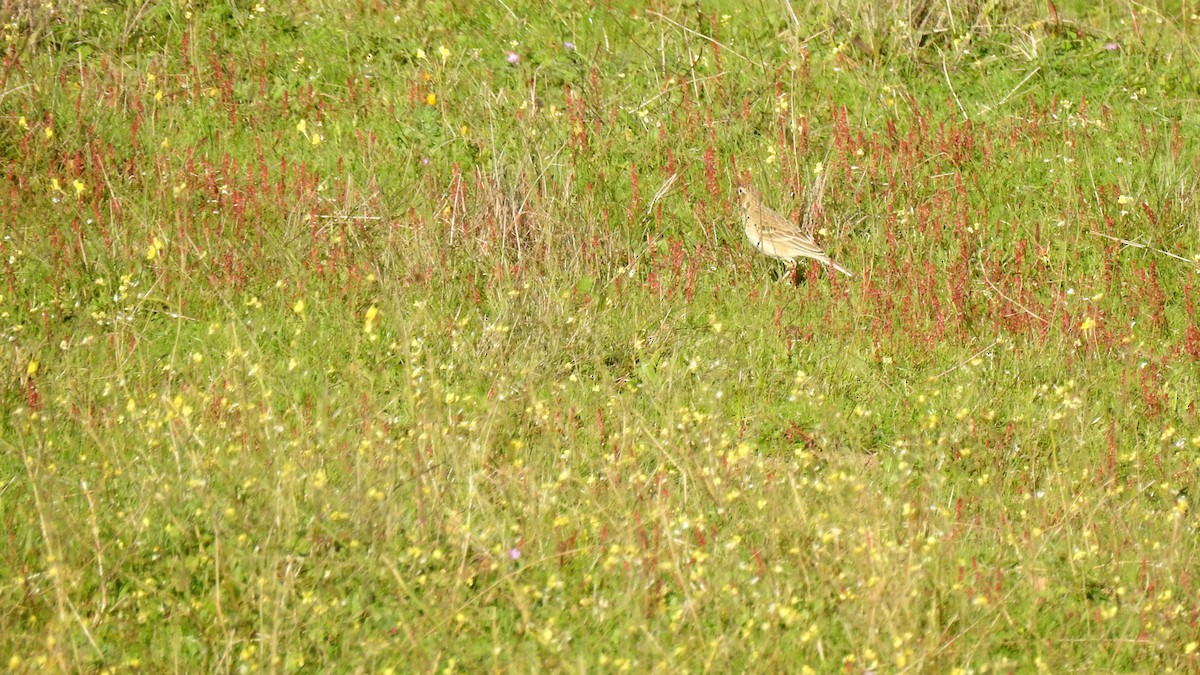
827, 258, 854, 277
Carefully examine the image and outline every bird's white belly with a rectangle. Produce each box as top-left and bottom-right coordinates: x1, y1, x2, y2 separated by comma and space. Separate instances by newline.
746, 225, 787, 259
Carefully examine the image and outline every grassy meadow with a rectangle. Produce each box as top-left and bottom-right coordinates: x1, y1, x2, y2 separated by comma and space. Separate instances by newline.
4, 0, 1200, 671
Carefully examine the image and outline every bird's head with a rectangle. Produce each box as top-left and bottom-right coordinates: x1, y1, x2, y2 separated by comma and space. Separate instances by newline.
734, 185, 757, 210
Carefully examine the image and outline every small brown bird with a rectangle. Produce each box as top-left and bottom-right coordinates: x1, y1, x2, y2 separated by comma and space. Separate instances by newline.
736, 184, 854, 278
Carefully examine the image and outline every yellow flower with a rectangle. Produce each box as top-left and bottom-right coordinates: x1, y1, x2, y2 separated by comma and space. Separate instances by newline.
26, 359, 38, 376
73, 179, 86, 196
1080, 317, 1097, 332
293, 299, 305, 314
426, 93, 437, 106
44, 126, 53, 139
296, 119, 307, 134
438, 45, 451, 61
415, 48, 427, 59
1117, 194, 1132, 205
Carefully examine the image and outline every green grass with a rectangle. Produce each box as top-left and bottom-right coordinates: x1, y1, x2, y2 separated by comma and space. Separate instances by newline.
3, 0, 1200, 671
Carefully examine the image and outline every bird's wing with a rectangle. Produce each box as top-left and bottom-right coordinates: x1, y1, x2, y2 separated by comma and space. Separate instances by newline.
759, 211, 833, 263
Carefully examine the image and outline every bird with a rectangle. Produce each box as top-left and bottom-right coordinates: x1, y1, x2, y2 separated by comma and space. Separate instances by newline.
735, 183, 854, 278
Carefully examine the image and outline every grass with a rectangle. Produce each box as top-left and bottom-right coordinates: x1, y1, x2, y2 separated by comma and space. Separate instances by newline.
2, 0, 1200, 671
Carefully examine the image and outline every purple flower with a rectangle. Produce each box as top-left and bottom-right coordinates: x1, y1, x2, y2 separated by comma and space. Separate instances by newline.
563, 42, 575, 51
1104, 42, 1120, 52
508, 548, 521, 560
505, 51, 519, 64
420, 157, 430, 165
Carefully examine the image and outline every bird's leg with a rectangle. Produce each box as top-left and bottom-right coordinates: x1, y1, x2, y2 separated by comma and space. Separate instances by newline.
777, 258, 796, 282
